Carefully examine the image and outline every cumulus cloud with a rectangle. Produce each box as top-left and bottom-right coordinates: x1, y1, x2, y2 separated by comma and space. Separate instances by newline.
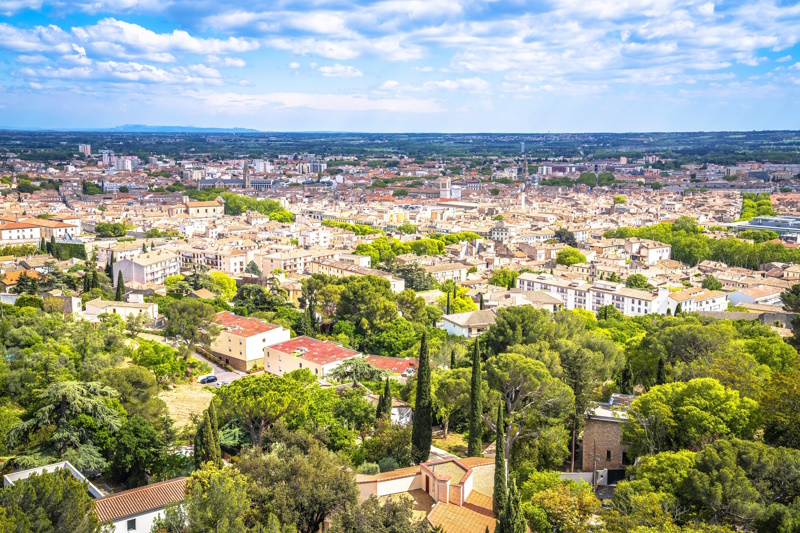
318, 64, 363, 78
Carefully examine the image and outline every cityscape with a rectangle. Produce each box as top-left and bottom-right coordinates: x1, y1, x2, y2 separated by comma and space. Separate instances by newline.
1, 1, 800, 533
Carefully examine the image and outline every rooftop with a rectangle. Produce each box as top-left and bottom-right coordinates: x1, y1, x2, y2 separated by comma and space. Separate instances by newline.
215, 311, 282, 338
269, 336, 359, 366
95, 477, 187, 523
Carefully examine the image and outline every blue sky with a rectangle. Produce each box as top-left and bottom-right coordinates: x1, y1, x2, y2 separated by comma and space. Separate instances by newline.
0, 0, 799, 132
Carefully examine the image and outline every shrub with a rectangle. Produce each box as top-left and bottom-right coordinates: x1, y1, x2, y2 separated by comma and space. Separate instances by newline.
378, 457, 400, 473
357, 462, 380, 475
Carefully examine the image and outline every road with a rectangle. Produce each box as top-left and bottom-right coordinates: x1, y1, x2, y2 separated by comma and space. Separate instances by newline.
136, 332, 245, 384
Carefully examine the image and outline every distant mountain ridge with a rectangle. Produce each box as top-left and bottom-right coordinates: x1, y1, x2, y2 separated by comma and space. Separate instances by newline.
107, 124, 261, 133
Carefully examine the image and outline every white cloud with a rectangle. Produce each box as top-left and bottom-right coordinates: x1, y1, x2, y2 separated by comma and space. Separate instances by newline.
0, 0, 42, 15
288, 61, 300, 69
207, 55, 246, 67
18, 60, 223, 85
16, 54, 48, 64
777, 55, 792, 62
318, 64, 363, 78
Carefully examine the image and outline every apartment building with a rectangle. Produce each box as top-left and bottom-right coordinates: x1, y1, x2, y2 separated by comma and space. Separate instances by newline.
112, 249, 180, 286
624, 239, 671, 265
308, 259, 405, 293
176, 244, 247, 274
22, 218, 80, 240
424, 262, 470, 284
184, 197, 224, 218
667, 288, 728, 314
211, 311, 291, 371
0, 221, 41, 243
517, 273, 668, 316
264, 336, 359, 378
261, 248, 339, 275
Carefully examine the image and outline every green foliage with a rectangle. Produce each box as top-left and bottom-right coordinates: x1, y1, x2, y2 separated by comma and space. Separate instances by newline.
186, 464, 250, 533
490, 268, 520, 288
468, 340, 483, 457
701, 276, 723, 290
165, 299, 220, 348
613, 195, 626, 204
556, 247, 586, 266
112, 414, 164, 487
221, 192, 294, 221
133, 340, 188, 384
95, 222, 127, 237
625, 273, 654, 290
494, 400, 507, 516
410, 331, 432, 464
322, 220, 383, 235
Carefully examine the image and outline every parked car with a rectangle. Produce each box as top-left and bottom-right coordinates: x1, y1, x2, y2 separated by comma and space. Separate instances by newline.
199, 375, 218, 384
214, 380, 229, 389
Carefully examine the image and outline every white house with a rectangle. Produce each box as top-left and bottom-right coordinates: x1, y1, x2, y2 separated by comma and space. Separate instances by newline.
95, 477, 187, 533
3, 461, 104, 498
85, 296, 158, 323
667, 288, 728, 314
728, 285, 785, 307
211, 311, 291, 372
441, 309, 498, 338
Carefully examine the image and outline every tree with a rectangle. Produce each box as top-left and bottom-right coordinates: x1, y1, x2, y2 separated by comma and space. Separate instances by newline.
186, 464, 250, 533
112, 415, 163, 487
126, 311, 149, 337
115, 271, 125, 301
245, 260, 263, 277
8, 381, 122, 470
781, 283, 800, 312
675, 302, 683, 314
0, 468, 103, 533
209, 271, 237, 301
468, 339, 483, 457
328, 358, 384, 384
622, 378, 760, 457
497, 479, 525, 533
237, 444, 359, 533
625, 273, 653, 290
379, 378, 392, 420
194, 407, 222, 470
491, 187, 500, 195
215, 374, 309, 448
165, 299, 220, 349
490, 268, 520, 288
12, 271, 38, 295
761, 367, 800, 448
494, 401, 507, 516
554, 228, 577, 247
701, 276, 723, 291
99, 365, 167, 422
556, 247, 586, 266
432, 369, 470, 439
524, 478, 600, 533
410, 330, 432, 464
483, 353, 574, 464
329, 494, 427, 533
613, 195, 626, 205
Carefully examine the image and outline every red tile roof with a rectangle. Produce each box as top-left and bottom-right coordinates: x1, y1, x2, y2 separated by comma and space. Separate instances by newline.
215, 311, 282, 338
95, 477, 186, 522
365, 355, 418, 374
426, 491, 496, 533
269, 336, 359, 366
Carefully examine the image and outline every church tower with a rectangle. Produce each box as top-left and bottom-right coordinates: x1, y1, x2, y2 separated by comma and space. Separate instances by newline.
243, 159, 251, 189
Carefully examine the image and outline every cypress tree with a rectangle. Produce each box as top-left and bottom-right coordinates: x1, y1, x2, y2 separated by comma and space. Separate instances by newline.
375, 393, 385, 419
142, 242, 148, 253
83, 272, 90, 293
115, 271, 125, 301
656, 357, 666, 385
446, 292, 451, 315
410, 330, 432, 464
452, 285, 457, 303
498, 479, 524, 533
39, 237, 46, 252
467, 339, 483, 457
48, 235, 55, 255
493, 400, 506, 517
207, 402, 221, 467
91, 271, 100, 289
450, 350, 456, 369
479, 293, 484, 310
675, 302, 682, 314
381, 378, 393, 419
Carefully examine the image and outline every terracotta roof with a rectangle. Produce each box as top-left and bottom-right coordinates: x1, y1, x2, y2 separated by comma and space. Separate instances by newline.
95, 477, 186, 522
215, 311, 282, 337
426, 491, 496, 533
365, 355, 418, 374
2, 269, 40, 285
356, 465, 420, 483
0, 222, 38, 230
269, 336, 359, 366
458, 457, 494, 468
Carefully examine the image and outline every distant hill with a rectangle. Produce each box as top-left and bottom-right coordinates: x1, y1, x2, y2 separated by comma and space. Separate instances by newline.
107, 124, 261, 133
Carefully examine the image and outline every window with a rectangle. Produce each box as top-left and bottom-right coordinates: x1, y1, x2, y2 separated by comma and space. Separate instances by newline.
127, 519, 136, 531
606, 450, 612, 461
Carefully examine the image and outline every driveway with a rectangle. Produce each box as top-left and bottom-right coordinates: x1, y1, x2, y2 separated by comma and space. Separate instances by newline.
136, 332, 245, 384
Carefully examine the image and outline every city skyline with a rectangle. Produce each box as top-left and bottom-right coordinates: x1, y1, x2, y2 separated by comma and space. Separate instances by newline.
0, 0, 799, 132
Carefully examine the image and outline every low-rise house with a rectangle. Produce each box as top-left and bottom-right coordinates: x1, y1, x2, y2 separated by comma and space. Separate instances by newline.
85, 296, 158, 323
442, 309, 497, 338
96, 477, 187, 533
211, 311, 291, 371
0, 221, 41, 243
667, 287, 728, 314
264, 336, 359, 378
728, 285, 785, 307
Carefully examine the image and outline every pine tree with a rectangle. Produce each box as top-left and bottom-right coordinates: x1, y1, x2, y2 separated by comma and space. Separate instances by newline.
493, 400, 506, 517
467, 339, 483, 457
115, 271, 125, 301
446, 292, 451, 315
410, 330, 432, 464
479, 293, 484, 310
381, 378, 392, 419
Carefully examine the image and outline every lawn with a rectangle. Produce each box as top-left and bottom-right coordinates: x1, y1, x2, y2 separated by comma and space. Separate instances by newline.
159, 382, 214, 427
432, 428, 468, 457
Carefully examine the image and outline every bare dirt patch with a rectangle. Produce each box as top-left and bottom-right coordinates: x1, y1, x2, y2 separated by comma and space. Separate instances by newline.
159, 382, 213, 427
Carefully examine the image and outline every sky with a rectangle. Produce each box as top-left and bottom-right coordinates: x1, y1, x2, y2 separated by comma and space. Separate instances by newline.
0, 0, 799, 132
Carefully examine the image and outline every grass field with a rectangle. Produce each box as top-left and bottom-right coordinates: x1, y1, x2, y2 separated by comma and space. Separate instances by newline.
432, 428, 468, 457
159, 382, 214, 427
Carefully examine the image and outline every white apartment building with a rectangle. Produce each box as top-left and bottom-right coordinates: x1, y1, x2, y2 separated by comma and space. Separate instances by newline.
517, 273, 669, 316
112, 249, 180, 286
667, 288, 728, 314
0, 222, 41, 243
298, 227, 331, 248
176, 244, 247, 275
424, 263, 470, 284
262, 248, 339, 275
624, 239, 671, 265
23, 218, 81, 240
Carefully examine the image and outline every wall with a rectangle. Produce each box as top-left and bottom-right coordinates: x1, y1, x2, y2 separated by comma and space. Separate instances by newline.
582, 419, 626, 472
108, 509, 163, 533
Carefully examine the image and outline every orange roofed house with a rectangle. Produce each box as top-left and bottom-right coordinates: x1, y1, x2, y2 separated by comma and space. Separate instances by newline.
263, 336, 360, 378
211, 311, 291, 372
357, 457, 497, 532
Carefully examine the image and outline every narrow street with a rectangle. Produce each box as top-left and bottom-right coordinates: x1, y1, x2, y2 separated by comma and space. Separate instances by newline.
136, 332, 246, 384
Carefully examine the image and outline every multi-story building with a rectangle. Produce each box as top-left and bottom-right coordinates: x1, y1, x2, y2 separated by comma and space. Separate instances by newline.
113, 249, 180, 286
0, 222, 41, 243
424, 262, 470, 284
308, 259, 405, 293
176, 244, 247, 275
667, 288, 728, 314
183, 197, 224, 218
23, 218, 81, 240
211, 311, 291, 371
517, 273, 669, 316
263, 336, 359, 378
261, 248, 338, 275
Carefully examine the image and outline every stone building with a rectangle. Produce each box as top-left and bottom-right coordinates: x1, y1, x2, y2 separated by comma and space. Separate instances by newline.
582, 394, 635, 472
